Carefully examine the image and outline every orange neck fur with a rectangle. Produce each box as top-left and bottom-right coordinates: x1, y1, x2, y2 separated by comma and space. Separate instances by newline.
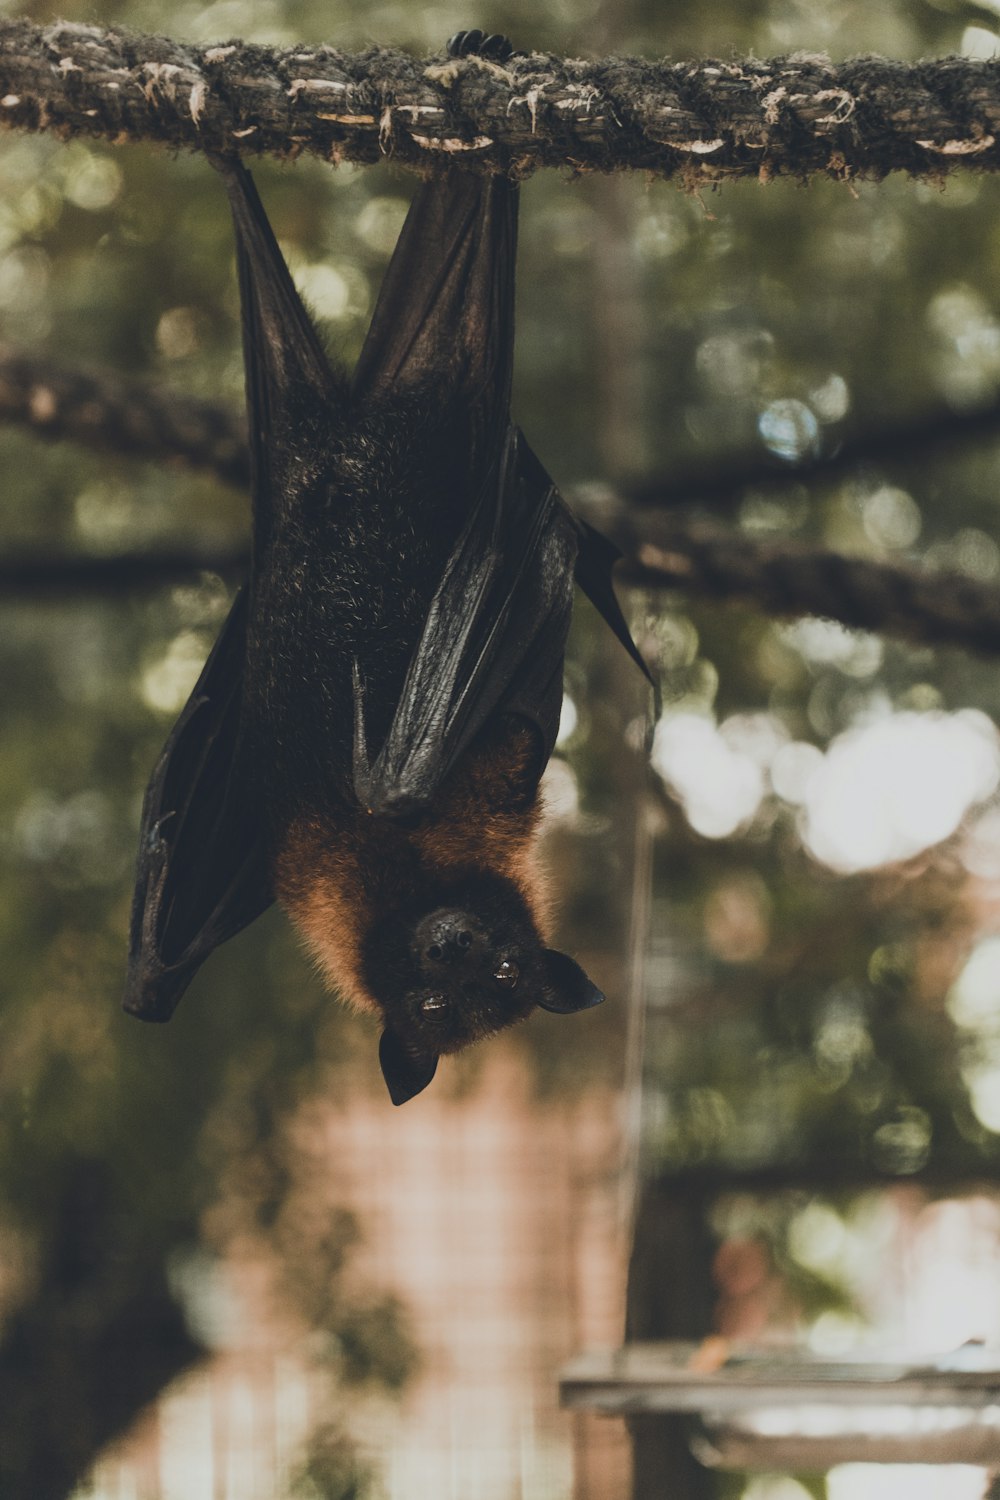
273, 727, 549, 1010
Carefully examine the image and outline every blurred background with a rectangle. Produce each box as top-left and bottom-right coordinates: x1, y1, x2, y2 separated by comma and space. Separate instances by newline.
4, 0, 1000, 1497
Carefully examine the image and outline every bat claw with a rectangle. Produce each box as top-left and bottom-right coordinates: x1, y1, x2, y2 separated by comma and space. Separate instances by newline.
447, 30, 516, 62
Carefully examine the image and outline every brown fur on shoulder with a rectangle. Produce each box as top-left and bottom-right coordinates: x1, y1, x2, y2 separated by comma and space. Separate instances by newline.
274, 719, 550, 1011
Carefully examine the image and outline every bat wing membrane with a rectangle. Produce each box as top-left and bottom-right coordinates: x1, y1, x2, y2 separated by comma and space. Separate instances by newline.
126, 158, 326, 1023
123, 587, 273, 1021
353, 438, 654, 813
350, 171, 649, 811
572, 517, 654, 684
352, 172, 517, 453
516, 436, 654, 685
210, 155, 342, 551
349, 170, 567, 811
353, 426, 576, 813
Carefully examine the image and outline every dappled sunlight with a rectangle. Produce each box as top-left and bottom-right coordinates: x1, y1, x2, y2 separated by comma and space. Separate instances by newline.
653, 699, 1000, 876
652, 712, 767, 837
827, 1463, 986, 1499
539, 757, 580, 826
860, 484, 921, 550
801, 711, 1000, 872
285, 251, 369, 323
710, 1190, 1000, 1497
758, 398, 820, 461
927, 283, 1000, 405
740, 1478, 812, 1500
140, 629, 211, 714
949, 939, 1000, 1131
780, 617, 884, 675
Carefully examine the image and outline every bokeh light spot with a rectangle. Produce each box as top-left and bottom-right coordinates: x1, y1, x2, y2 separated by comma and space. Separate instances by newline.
758, 399, 819, 461
652, 713, 765, 838
801, 711, 1000, 873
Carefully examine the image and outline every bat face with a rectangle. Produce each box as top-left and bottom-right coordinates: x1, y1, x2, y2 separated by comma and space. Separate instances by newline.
363, 870, 605, 1103
374, 901, 538, 1055
367, 872, 556, 1052
274, 742, 605, 1104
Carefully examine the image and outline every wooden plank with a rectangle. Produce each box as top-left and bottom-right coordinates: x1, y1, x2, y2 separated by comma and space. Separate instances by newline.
560, 1342, 1000, 1416
691, 1422, 1000, 1469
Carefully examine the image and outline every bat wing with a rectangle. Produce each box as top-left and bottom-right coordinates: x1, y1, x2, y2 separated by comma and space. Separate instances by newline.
352, 426, 576, 815
352, 430, 655, 814
351, 171, 517, 457
350, 168, 562, 812
350, 170, 649, 811
573, 516, 655, 684
123, 587, 273, 1022
209, 154, 342, 550
516, 436, 654, 686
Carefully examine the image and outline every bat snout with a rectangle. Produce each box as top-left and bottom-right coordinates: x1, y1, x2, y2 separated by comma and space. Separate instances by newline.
413, 908, 485, 969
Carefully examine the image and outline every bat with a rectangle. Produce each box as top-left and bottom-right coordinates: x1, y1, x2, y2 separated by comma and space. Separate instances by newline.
123, 29, 652, 1104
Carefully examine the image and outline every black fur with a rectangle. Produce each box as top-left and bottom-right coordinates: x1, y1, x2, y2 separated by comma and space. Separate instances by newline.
363, 869, 541, 1055
242, 386, 468, 830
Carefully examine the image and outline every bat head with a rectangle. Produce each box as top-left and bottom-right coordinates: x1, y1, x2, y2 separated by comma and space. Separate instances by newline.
363, 869, 604, 1105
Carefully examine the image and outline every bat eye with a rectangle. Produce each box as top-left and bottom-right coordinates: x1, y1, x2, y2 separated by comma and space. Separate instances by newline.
493, 961, 519, 989
420, 994, 448, 1015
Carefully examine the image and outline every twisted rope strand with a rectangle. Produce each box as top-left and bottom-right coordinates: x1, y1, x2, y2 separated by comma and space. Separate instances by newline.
2, 22, 1000, 180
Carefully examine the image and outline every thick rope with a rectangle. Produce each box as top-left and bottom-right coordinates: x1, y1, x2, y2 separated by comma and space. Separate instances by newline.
2, 21, 1000, 180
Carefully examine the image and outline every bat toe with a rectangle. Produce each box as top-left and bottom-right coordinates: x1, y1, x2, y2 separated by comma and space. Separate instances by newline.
447, 30, 515, 62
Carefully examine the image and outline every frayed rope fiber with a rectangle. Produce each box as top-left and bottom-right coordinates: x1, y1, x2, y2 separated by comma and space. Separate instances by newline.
1, 21, 1000, 180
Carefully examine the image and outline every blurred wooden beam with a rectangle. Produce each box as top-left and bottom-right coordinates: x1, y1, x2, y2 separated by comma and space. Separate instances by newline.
562, 1342, 1000, 1414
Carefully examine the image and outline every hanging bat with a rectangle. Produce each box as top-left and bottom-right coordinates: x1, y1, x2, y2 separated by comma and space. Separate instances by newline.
123, 29, 651, 1104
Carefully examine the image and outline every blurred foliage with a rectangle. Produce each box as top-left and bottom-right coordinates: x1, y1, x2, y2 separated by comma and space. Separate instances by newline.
4, 0, 1000, 1497
288, 1424, 376, 1500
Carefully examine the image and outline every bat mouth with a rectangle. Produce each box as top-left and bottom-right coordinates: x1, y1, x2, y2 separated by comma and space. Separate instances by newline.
402, 1001, 523, 1053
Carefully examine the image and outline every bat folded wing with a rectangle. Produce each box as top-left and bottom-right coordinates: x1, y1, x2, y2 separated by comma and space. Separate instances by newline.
352, 427, 576, 816
573, 516, 655, 685
123, 587, 273, 1022
517, 436, 655, 686
351, 172, 517, 443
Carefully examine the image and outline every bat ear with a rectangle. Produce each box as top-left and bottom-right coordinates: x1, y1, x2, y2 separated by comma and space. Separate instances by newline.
537, 950, 605, 1014
379, 1030, 439, 1106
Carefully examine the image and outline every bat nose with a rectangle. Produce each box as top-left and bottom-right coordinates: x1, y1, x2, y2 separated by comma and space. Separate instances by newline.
414, 908, 481, 967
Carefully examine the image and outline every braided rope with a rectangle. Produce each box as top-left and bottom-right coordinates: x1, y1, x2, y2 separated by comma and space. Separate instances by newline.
1, 22, 1000, 180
